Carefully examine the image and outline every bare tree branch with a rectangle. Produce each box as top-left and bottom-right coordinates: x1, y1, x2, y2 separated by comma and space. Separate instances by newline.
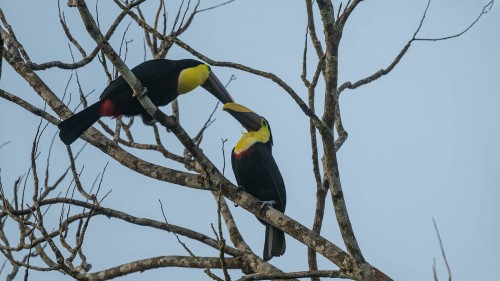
237, 269, 343, 281
415, 0, 494, 41
88, 255, 242, 280
315, 0, 366, 267
338, 0, 493, 94
305, 0, 325, 60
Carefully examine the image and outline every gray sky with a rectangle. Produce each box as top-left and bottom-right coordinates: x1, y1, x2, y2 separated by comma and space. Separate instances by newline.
1, 0, 499, 280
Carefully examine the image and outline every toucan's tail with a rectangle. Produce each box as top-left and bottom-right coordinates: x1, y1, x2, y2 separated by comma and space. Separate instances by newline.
58, 101, 102, 145
263, 225, 286, 261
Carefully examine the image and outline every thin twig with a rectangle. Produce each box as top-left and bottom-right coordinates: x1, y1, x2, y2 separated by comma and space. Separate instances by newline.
0, 141, 10, 151
0, 259, 6, 276
217, 139, 231, 281
152, 0, 164, 54
433, 257, 438, 281
58, 0, 86, 57
415, 0, 494, 41
305, 0, 325, 60
159, 200, 224, 281
433, 218, 452, 281
196, 0, 235, 13
192, 75, 237, 146
65, 146, 93, 201
158, 200, 196, 257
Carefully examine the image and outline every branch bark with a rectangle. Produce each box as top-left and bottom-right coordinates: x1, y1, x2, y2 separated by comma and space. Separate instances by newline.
88, 256, 243, 280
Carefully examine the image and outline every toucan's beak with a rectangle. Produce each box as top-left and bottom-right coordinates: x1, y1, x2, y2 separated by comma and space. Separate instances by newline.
223, 102, 262, 132
202, 72, 234, 104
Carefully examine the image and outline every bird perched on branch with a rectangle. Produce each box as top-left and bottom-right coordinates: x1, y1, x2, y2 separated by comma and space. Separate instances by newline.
223, 102, 286, 261
58, 59, 233, 145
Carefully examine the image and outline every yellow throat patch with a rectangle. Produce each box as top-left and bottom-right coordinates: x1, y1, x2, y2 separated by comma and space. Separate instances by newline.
234, 119, 270, 154
177, 64, 210, 94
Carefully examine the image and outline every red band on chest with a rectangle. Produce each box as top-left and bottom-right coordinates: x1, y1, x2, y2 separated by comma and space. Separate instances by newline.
233, 145, 255, 160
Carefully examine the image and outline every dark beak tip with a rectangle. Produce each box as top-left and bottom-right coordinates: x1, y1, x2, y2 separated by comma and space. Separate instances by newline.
206, 73, 234, 104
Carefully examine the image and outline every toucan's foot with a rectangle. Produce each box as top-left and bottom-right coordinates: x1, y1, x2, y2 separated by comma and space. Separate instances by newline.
258, 200, 276, 211
233, 186, 245, 207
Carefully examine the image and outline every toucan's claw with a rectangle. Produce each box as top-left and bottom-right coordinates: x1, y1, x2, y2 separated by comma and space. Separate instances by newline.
234, 186, 245, 207
259, 200, 277, 211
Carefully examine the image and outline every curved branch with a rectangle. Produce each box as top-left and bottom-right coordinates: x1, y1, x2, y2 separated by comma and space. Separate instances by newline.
0, 89, 60, 125
337, 40, 411, 94
415, 0, 494, 41
88, 256, 242, 280
337, 0, 428, 94
338, 0, 493, 94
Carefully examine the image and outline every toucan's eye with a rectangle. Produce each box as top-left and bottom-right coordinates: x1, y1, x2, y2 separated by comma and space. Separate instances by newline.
262, 119, 267, 126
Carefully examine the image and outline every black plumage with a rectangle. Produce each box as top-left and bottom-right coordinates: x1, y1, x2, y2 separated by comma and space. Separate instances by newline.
230, 120, 287, 261
58, 59, 232, 145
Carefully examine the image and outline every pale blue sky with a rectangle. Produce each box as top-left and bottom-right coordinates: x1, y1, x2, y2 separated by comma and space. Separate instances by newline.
0, 1, 499, 280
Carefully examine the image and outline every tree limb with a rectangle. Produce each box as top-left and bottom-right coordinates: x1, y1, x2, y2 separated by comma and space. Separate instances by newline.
87, 255, 242, 280
237, 269, 344, 281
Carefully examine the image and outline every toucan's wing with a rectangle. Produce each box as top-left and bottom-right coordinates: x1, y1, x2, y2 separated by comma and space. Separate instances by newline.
231, 147, 244, 187
254, 143, 287, 212
100, 59, 176, 99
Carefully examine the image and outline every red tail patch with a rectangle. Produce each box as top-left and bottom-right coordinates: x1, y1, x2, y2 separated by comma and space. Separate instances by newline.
99, 99, 120, 117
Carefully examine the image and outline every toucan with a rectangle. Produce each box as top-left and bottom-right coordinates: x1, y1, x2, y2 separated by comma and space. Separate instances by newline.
58, 59, 233, 145
223, 102, 286, 261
